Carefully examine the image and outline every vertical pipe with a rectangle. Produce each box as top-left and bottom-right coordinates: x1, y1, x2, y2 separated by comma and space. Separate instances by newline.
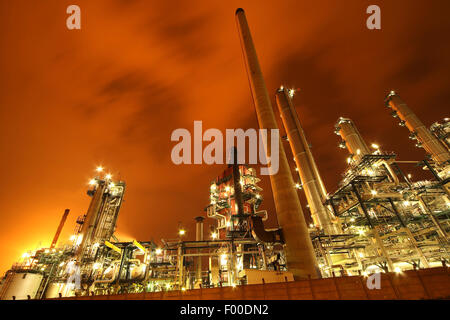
177, 244, 184, 289
235, 8, 319, 279
418, 197, 449, 240
385, 92, 450, 164
258, 244, 267, 270
276, 88, 341, 235
195, 217, 204, 242
51, 209, 70, 249
195, 216, 204, 286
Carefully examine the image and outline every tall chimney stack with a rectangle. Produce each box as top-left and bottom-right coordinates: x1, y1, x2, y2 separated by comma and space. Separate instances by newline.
385, 91, 450, 165
235, 8, 319, 279
276, 88, 341, 235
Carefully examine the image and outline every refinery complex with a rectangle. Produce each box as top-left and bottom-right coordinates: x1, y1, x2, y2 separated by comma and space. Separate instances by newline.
0, 9, 449, 300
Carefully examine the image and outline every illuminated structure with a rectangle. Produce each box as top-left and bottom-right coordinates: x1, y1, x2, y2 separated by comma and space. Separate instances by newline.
0, 170, 126, 299
235, 7, 319, 279
1, 9, 449, 300
276, 87, 341, 235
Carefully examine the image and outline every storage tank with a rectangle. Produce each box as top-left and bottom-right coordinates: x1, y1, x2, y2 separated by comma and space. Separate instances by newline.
44, 282, 73, 299
0, 272, 43, 300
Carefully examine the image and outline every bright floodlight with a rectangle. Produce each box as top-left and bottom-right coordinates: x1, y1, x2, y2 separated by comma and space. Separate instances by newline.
105, 173, 112, 180
89, 179, 97, 185
288, 89, 295, 97
96, 166, 103, 172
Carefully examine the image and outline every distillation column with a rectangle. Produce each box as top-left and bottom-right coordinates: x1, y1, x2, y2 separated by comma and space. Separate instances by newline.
385, 92, 449, 235
336, 117, 399, 183
385, 91, 450, 166
385, 91, 450, 164
236, 8, 319, 279
276, 88, 341, 235
336, 117, 371, 162
74, 181, 106, 261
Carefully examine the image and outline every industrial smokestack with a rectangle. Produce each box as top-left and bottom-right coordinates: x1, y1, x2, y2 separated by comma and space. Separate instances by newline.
50, 209, 70, 249
385, 91, 450, 165
195, 216, 205, 241
335, 117, 370, 162
276, 88, 341, 235
235, 8, 319, 279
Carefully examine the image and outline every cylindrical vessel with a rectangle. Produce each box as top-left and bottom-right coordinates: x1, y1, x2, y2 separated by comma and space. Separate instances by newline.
276, 88, 340, 235
336, 117, 370, 161
0, 272, 43, 300
44, 282, 72, 299
236, 8, 319, 279
195, 216, 204, 241
385, 92, 450, 164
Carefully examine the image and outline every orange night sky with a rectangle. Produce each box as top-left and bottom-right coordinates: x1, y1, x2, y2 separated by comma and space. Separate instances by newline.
0, 0, 449, 275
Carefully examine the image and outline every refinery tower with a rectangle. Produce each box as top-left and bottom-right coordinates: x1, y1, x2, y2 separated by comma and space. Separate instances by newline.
0, 9, 449, 300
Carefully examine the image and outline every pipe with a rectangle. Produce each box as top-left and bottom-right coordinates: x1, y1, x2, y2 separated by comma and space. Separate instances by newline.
195, 216, 204, 286
235, 7, 319, 279
51, 209, 70, 249
276, 88, 341, 235
250, 215, 282, 243
90, 260, 121, 289
195, 216, 205, 242
385, 91, 450, 164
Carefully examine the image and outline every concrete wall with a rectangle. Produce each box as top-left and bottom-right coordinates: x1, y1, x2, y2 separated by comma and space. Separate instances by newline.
54, 267, 449, 300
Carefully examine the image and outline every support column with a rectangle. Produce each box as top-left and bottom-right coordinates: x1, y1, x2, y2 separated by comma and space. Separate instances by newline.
388, 198, 430, 268
352, 183, 394, 271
